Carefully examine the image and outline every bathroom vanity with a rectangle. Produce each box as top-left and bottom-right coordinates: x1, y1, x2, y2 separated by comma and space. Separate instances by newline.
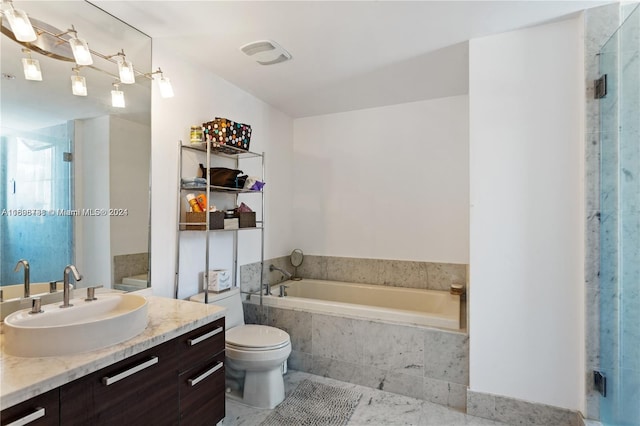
0, 296, 226, 426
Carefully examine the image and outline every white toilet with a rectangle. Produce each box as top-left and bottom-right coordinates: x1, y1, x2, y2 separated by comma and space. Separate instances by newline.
190, 288, 291, 409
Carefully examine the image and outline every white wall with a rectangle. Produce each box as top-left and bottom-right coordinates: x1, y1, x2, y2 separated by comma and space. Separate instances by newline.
292, 96, 469, 263
75, 116, 111, 287
151, 44, 294, 299
109, 116, 151, 257
469, 17, 585, 410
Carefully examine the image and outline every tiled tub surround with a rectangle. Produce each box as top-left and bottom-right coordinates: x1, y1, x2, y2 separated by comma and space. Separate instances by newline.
243, 303, 469, 412
113, 252, 149, 286
0, 295, 225, 410
240, 255, 467, 294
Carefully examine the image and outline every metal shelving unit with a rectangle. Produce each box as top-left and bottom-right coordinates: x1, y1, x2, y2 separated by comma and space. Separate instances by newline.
175, 140, 265, 304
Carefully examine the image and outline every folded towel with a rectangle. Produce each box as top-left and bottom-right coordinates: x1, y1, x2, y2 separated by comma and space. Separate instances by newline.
182, 177, 207, 189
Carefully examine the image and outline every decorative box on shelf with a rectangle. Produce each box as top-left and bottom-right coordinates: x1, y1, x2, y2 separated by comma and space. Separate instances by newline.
203, 117, 252, 153
185, 211, 225, 230
237, 211, 256, 228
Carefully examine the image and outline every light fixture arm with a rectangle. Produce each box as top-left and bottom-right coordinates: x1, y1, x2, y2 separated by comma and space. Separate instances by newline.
25, 22, 154, 80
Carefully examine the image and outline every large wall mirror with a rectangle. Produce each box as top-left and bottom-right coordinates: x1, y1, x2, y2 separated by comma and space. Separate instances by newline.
0, 1, 151, 291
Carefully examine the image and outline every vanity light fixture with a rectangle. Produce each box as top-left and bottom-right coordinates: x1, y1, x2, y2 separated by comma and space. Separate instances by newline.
2, 1, 37, 42
111, 82, 125, 108
146, 67, 174, 98
68, 25, 93, 66
109, 49, 135, 84
21, 49, 42, 81
70, 67, 87, 96
2, 4, 176, 106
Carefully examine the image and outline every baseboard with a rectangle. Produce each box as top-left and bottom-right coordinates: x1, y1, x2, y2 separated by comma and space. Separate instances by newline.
467, 390, 582, 426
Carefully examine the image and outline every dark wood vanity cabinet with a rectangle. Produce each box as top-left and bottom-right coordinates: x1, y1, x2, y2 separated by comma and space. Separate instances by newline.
60, 339, 179, 426
178, 318, 226, 426
2, 318, 225, 426
0, 388, 59, 426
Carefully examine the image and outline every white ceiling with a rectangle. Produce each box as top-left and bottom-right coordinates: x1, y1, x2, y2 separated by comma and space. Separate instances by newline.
93, 1, 611, 118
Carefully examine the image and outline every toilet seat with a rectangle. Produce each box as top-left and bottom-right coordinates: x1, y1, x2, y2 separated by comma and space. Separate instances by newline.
226, 325, 290, 351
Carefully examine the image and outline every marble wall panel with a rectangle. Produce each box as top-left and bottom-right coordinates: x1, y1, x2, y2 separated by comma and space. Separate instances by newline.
310, 355, 363, 385
360, 321, 424, 378
423, 376, 467, 411
267, 306, 312, 353
423, 329, 469, 385
311, 313, 366, 365
377, 259, 428, 288
295, 255, 327, 280
426, 263, 467, 291
113, 252, 148, 285
241, 255, 468, 293
264, 302, 468, 410
324, 256, 383, 284
467, 390, 580, 426
287, 350, 313, 373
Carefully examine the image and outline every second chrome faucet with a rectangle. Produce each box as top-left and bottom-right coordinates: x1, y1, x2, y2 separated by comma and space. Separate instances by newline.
61, 265, 82, 308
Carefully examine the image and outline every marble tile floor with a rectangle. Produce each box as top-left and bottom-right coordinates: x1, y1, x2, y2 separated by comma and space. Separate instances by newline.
224, 370, 510, 426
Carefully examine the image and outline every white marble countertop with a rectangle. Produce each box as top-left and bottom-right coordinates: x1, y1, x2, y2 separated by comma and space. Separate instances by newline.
0, 295, 225, 410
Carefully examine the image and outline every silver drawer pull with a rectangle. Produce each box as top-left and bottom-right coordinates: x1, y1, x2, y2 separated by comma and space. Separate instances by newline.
187, 326, 223, 346
6, 407, 45, 426
102, 356, 159, 386
188, 361, 224, 387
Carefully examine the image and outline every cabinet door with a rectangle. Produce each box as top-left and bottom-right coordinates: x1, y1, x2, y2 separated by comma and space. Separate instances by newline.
61, 339, 179, 426
179, 351, 225, 426
0, 388, 59, 426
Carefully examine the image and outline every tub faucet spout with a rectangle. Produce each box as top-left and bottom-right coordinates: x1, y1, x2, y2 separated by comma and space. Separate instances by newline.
14, 259, 30, 298
61, 264, 82, 308
269, 264, 292, 280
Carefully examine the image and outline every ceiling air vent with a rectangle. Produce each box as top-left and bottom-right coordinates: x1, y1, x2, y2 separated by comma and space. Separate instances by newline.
240, 40, 292, 66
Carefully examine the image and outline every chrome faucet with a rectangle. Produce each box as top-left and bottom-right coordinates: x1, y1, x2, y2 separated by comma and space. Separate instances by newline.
269, 264, 292, 280
279, 285, 289, 297
14, 259, 30, 298
61, 264, 82, 308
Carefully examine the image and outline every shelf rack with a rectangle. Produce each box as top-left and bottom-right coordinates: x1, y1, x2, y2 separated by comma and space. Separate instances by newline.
175, 140, 265, 305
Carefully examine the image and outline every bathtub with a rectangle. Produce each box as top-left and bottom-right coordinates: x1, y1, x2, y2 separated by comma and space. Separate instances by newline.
250, 279, 460, 330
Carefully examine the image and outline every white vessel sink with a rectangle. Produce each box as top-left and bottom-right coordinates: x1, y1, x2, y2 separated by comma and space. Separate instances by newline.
1, 282, 73, 321
3, 293, 148, 357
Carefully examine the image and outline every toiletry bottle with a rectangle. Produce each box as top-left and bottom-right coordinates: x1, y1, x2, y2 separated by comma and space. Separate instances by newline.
195, 194, 207, 211
190, 126, 203, 144
186, 193, 202, 212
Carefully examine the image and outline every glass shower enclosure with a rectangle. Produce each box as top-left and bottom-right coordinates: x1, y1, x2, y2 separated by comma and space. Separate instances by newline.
599, 4, 640, 426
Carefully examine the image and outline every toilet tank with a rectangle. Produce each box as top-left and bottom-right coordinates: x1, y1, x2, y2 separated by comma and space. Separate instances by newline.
189, 288, 245, 329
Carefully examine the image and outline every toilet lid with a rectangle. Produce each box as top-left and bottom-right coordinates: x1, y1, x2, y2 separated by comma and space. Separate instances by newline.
226, 325, 290, 350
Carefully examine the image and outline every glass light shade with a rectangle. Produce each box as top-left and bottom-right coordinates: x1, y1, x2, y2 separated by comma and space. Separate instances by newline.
111, 89, 125, 108
69, 37, 93, 65
70, 75, 87, 96
157, 76, 174, 98
117, 59, 135, 84
22, 58, 42, 81
5, 8, 37, 42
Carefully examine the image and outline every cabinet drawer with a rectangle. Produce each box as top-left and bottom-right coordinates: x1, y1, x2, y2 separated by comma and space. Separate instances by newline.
1, 388, 59, 426
179, 318, 225, 371
179, 352, 225, 426
60, 339, 179, 426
